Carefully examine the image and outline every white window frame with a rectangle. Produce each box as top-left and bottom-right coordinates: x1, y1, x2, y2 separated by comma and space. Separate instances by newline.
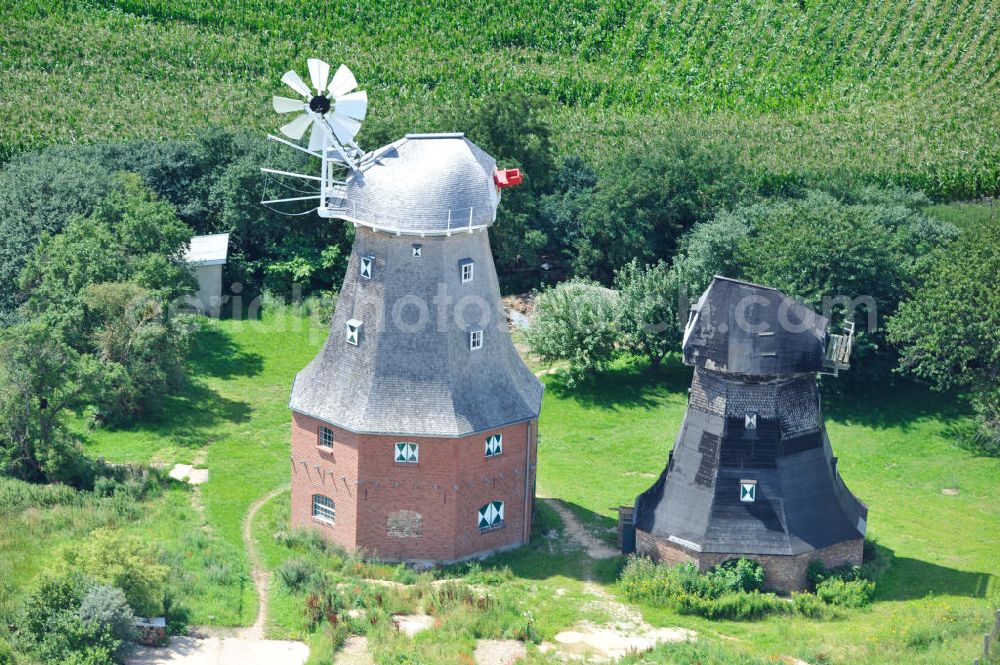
312, 494, 335, 525
485, 433, 503, 458
469, 329, 483, 350
461, 260, 474, 283
360, 255, 374, 279
318, 426, 334, 448
395, 441, 419, 464
346, 319, 362, 346
477, 500, 505, 532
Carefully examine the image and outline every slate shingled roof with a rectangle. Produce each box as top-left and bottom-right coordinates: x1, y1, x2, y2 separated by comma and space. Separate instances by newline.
332, 133, 501, 236
289, 225, 542, 437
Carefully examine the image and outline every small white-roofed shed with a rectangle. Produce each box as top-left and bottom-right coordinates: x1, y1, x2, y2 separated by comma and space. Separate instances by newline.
185, 233, 229, 315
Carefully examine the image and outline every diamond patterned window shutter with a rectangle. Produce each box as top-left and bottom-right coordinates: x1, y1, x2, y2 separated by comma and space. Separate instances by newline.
740, 480, 757, 503
360, 256, 373, 279
412, 244, 422, 257
477, 500, 504, 529
395, 442, 418, 463
485, 433, 503, 457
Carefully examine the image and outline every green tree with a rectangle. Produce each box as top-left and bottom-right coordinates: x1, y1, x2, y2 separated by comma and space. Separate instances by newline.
888, 220, 1000, 453
571, 132, 747, 282
19, 172, 195, 337
17, 174, 196, 425
86, 282, 194, 425
0, 322, 97, 485
454, 92, 557, 278
614, 259, 682, 369
0, 149, 115, 324
670, 190, 957, 380
525, 280, 618, 386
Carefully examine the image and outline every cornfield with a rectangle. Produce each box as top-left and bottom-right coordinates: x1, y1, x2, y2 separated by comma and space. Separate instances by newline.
2, 0, 998, 198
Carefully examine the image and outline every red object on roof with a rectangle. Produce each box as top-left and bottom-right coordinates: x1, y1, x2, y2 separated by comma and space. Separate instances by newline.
494, 168, 523, 189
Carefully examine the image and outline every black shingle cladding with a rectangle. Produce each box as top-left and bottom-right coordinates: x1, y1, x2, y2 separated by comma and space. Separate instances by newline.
635, 278, 867, 557
683, 277, 829, 376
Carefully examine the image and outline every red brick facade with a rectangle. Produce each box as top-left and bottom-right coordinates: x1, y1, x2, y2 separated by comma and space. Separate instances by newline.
290, 412, 537, 562
635, 529, 863, 592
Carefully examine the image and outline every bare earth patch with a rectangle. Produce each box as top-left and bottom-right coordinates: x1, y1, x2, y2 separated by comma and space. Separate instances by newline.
537, 499, 695, 661
392, 613, 436, 636
127, 635, 308, 665
474, 639, 527, 665
334, 636, 375, 665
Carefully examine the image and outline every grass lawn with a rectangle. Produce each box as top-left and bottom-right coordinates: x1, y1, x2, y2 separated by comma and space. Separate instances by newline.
23, 308, 993, 664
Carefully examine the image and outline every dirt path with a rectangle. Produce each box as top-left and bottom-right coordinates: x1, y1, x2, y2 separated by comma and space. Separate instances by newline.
540, 498, 619, 561
537, 498, 696, 661
127, 485, 306, 665
241, 485, 290, 640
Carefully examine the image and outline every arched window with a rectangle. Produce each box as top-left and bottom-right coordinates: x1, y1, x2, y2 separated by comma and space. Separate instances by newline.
477, 500, 504, 531
312, 494, 335, 525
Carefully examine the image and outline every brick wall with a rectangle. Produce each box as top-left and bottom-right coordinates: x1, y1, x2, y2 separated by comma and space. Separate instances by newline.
290, 413, 537, 562
290, 412, 362, 551
635, 530, 698, 567
635, 529, 863, 592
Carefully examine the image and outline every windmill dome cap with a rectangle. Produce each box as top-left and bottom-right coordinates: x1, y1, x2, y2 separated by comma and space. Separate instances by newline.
341, 133, 501, 235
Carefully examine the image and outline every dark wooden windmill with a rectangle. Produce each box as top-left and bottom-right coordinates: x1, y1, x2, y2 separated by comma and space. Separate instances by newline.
632, 276, 867, 591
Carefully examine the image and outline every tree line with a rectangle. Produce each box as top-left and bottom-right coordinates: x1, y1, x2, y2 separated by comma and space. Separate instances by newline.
1, 93, 998, 487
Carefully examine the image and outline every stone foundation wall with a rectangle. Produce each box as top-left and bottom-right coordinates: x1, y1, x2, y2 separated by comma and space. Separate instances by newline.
635, 529, 863, 592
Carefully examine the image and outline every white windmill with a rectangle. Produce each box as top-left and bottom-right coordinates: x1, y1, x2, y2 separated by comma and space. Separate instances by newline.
261, 58, 368, 217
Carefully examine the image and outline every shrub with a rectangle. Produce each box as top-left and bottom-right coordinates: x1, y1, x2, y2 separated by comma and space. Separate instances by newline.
276, 557, 322, 593
620, 557, 783, 621
524, 280, 618, 385
709, 559, 765, 594
815, 577, 875, 608
0, 638, 13, 665
68, 529, 169, 617
36, 612, 120, 665
791, 592, 825, 618
78, 585, 137, 658
20, 569, 92, 641
613, 259, 682, 369
675, 590, 789, 621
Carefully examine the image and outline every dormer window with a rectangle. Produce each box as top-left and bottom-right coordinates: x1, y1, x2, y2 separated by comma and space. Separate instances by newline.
460, 258, 474, 283
469, 329, 483, 350
360, 256, 373, 279
346, 319, 362, 346
412, 244, 422, 258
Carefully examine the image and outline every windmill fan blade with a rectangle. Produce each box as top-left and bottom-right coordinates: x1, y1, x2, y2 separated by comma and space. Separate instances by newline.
327, 114, 362, 144
328, 64, 358, 97
334, 91, 368, 120
273, 96, 306, 114
280, 113, 313, 140
307, 122, 326, 152
281, 70, 312, 98
308, 58, 330, 94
